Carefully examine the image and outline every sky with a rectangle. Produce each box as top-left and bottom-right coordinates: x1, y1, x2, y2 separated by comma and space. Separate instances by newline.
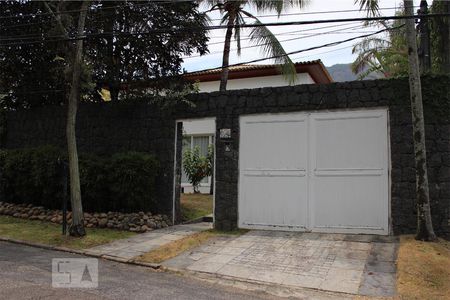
181, 0, 429, 72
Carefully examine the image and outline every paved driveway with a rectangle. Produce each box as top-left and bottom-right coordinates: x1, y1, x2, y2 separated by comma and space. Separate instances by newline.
85, 223, 212, 260
163, 231, 398, 297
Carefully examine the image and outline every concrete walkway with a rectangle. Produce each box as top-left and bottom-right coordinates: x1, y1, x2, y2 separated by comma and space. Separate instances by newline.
85, 222, 212, 260
163, 230, 398, 297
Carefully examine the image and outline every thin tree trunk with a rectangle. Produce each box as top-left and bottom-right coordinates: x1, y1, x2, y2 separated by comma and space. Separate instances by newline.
67, 0, 89, 237
219, 10, 236, 91
444, 1, 450, 73
404, 0, 437, 241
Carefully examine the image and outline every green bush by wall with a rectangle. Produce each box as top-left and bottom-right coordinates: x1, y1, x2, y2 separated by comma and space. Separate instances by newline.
0, 146, 159, 213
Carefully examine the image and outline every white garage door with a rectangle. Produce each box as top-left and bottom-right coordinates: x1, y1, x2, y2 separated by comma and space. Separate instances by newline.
239, 109, 389, 235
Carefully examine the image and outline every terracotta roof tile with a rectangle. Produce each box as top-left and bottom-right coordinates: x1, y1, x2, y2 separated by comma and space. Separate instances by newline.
184, 60, 323, 76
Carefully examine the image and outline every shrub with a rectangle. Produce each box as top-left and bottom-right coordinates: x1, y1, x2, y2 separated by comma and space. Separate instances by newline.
0, 146, 62, 208
183, 145, 213, 193
0, 146, 159, 213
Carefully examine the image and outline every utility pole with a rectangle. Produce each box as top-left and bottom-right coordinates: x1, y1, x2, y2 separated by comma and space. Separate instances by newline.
404, 0, 437, 241
418, 0, 431, 73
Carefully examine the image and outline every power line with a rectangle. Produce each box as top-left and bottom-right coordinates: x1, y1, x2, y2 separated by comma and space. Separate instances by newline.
1, 25, 403, 96
0, 4, 414, 22
1, 13, 447, 47
186, 24, 404, 74
1, 19, 363, 42
182, 24, 372, 59
291, 45, 356, 61
207, 6, 416, 22
204, 23, 366, 44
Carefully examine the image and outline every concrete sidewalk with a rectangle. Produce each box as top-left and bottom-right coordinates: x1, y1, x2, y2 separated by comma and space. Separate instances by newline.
85, 222, 212, 260
163, 231, 399, 297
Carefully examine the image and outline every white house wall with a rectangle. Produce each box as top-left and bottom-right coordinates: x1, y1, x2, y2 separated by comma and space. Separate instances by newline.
182, 118, 215, 135
196, 73, 314, 93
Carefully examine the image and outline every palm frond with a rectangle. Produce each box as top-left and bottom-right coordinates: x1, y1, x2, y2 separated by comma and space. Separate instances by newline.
248, 18, 297, 83
219, 12, 229, 25
247, 0, 309, 15
234, 12, 246, 56
352, 37, 391, 54
356, 0, 380, 17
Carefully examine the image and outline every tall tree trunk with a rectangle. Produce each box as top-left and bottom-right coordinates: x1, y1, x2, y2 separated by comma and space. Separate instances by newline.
404, 0, 437, 241
67, 0, 89, 237
444, 1, 450, 73
219, 9, 236, 91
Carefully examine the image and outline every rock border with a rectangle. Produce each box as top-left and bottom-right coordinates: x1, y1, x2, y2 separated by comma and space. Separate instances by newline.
0, 201, 171, 233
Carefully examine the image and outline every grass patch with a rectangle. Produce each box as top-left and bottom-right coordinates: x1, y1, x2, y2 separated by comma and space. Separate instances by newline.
136, 229, 248, 264
181, 193, 213, 222
0, 215, 135, 250
397, 235, 450, 300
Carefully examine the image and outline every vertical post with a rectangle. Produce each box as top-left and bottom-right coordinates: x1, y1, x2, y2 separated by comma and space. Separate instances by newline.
172, 122, 183, 224
59, 158, 69, 235
418, 0, 431, 73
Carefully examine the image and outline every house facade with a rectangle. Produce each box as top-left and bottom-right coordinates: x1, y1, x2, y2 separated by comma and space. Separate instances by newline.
3, 76, 450, 235
181, 60, 333, 193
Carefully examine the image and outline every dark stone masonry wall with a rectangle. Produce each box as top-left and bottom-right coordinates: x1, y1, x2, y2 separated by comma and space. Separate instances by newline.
3, 103, 176, 215
3, 76, 450, 235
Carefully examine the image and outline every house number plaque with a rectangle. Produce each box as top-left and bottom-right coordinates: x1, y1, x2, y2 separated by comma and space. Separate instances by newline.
219, 128, 231, 139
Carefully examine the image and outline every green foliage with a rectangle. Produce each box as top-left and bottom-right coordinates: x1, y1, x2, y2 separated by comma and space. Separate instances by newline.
107, 152, 159, 212
353, 2, 450, 79
0, 1, 209, 107
183, 145, 213, 193
430, 2, 450, 74
0, 146, 62, 209
352, 10, 409, 79
0, 146, 159, 213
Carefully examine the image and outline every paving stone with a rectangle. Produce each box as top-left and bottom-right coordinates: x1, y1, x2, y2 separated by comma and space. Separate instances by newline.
246, 269, 286, 285
320, 268, 363, 294
365, 260, 397, 273
216, 264, 254, 279
370, 243, 398, 262
343, 235, 375, 243
202, 254, 237, 264
359, 271, 396, 297
85, 223, 211, 261
281, 273, 323, 289
187, 261, 226, 273
163, 230, 397, 297
217, 246, 246, 255
331, 258, 367, 271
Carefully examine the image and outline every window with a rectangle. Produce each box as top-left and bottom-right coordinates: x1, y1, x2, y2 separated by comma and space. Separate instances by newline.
181, 135, 213, 184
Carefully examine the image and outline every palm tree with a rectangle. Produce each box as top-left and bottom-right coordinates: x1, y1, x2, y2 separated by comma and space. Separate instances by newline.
351, 18, 409, 79
204, 1, 309, 91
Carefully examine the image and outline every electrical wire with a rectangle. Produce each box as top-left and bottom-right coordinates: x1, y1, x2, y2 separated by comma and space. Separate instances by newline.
2, 25, 403, 96
1, 13, 446, 47
185, 24, 404, 74
182, 24, 373, 59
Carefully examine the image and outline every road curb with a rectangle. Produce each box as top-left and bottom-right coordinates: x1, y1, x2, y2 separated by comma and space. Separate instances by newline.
160, 265, 353, 299
0, 237, 161, 270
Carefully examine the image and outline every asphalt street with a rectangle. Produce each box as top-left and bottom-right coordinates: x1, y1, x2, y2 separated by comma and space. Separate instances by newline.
0, 241, 277, 300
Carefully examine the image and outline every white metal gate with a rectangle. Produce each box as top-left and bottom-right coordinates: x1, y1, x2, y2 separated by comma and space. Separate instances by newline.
238, 109, 389, 235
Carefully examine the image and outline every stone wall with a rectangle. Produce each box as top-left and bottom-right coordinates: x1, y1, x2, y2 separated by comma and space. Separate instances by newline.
3, 76, 450, 235
173, 76, 450, 234
3, 103, 176, 215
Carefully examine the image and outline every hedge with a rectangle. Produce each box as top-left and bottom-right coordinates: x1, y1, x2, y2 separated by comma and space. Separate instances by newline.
0, 146, 159, 213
